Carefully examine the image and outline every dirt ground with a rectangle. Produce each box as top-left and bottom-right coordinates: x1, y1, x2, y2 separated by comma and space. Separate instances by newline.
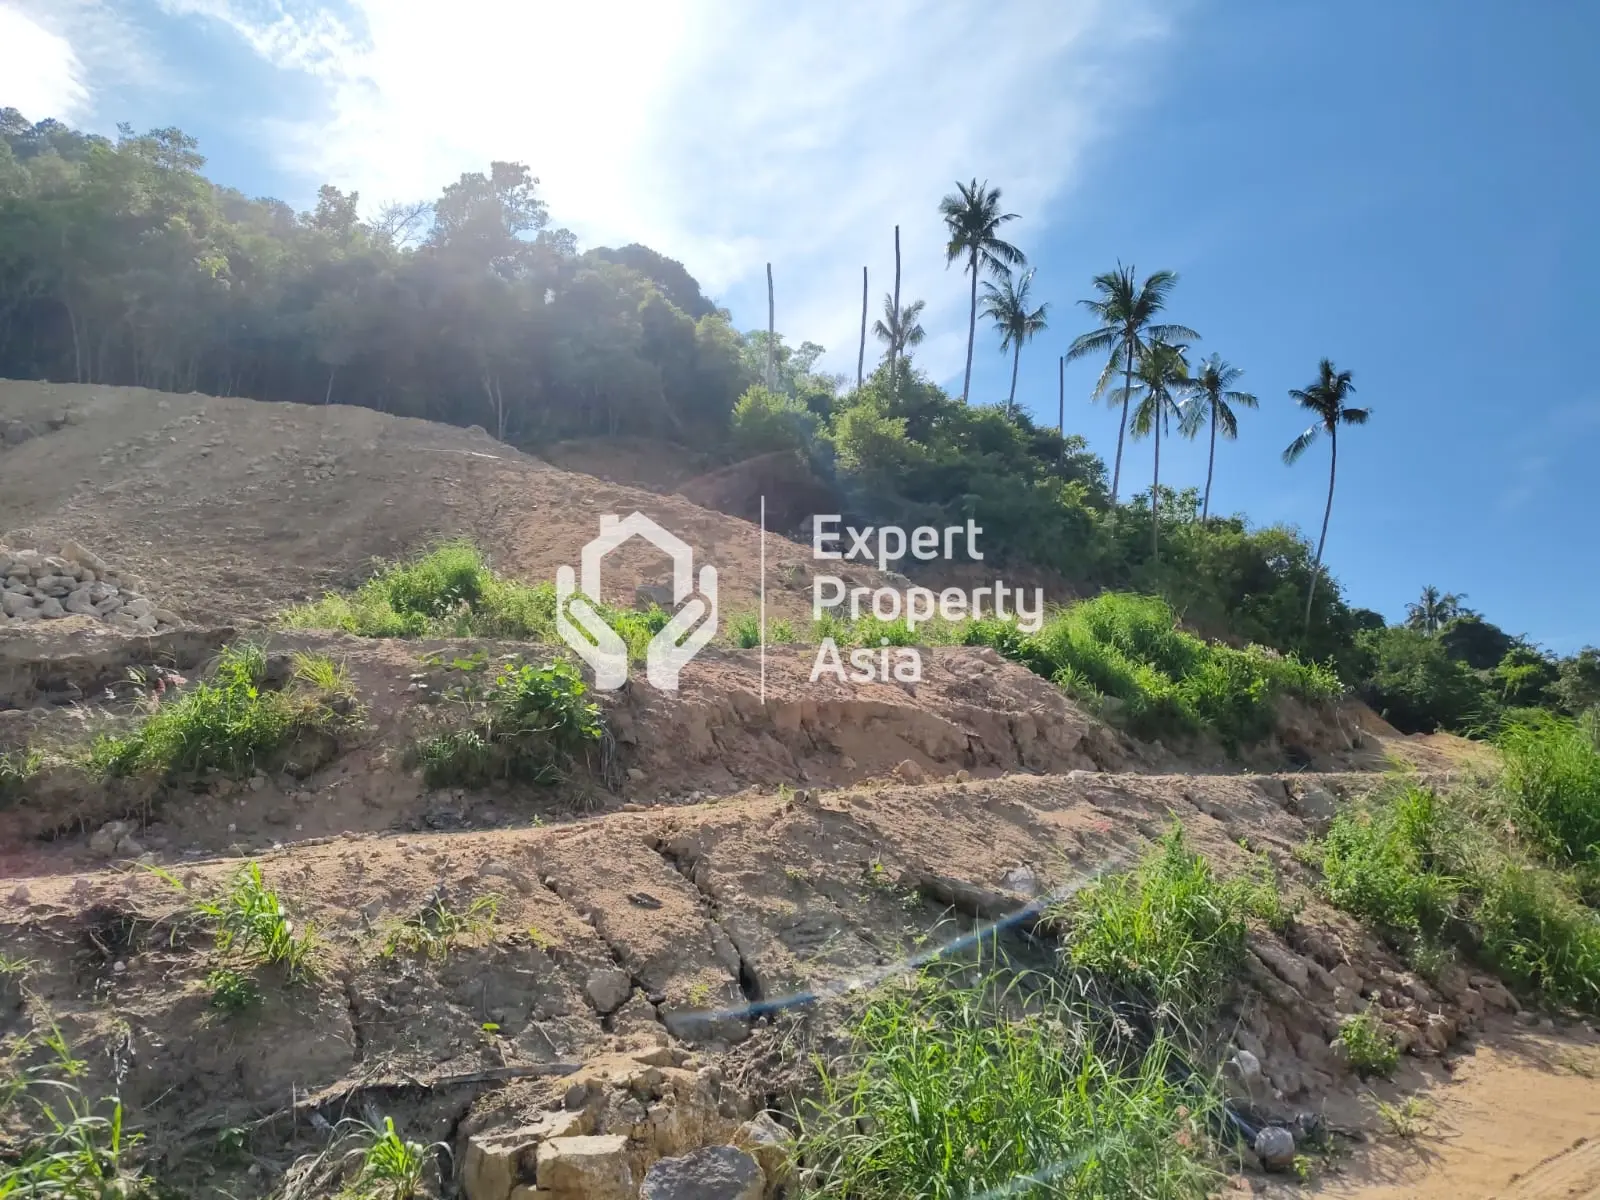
0, 380, 1585, 1200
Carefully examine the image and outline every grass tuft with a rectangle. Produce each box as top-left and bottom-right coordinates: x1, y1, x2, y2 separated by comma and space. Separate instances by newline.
194, 861, 315, 982
1499, 714, 1600, 867
381, 893, 499, 962
85, 643, 354, 779
1335, 1010, 1398, 1078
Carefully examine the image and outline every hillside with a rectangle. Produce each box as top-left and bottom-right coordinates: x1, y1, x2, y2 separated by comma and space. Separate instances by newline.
1, 381, 1594, 1200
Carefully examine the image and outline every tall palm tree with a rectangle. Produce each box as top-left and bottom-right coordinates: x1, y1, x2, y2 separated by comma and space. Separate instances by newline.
980, 268, 1049, 416
1065, 265, 1198, 506
1180, 353, 1257, 522
939, 179, 1025, 404
871, 294, 926, 381
1128, 338, 1191, 560
1284, 359, 1371, 629
1405, 586, 1468, 634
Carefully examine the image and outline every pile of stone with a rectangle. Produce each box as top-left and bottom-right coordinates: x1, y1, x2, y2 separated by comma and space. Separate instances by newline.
0, 541, 180, 633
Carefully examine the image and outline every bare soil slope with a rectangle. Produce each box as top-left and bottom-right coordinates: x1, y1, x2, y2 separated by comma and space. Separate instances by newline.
0, 382, 877, 625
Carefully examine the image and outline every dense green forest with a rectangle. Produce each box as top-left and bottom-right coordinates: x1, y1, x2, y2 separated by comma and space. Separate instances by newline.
1, 110, 1593, 736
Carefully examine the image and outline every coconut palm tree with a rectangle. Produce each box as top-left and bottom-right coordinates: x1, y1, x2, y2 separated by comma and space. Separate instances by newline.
1284, 359, 1371, 629
871, 294, 926, 381
1128, 337, 1192, 561
980, 269, 1049, 416
1065, 265, 1199, 506
1180, 354, 1257, 522
1405, 586, 1468, 634
939, 179, 1025, 404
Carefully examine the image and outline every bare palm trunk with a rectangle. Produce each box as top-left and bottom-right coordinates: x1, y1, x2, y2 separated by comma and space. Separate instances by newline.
1305, 429, 1337, 629
1152, 405, 1161, 561
857, 266, 867, 391
962, 248, 978, 404
1202, 404, 1217, 522
890, 225, 902, 400
1006, 342, 1021, 416
324, 365, 337, 405
1110, 339, 1134, 506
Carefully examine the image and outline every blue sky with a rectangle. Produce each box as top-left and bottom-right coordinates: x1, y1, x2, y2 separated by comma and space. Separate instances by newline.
2, 0, 1595, 652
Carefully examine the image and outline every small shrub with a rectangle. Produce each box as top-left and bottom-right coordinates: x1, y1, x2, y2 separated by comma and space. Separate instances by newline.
206, 966, 261, 1011
352, 1116, 430, 1199
1336, 1010, 1398, 1078
415, 658, 603, 788
195, 862, 315, 979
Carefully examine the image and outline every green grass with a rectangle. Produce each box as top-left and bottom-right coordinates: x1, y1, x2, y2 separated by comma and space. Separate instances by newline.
0, 747, 42, 803
1499, 714, 1600, 866
380, 893, 499, 962
965, 593, 1341, 749
277, 1114, 442, 1200
205, 966, 261, 1012
794, 967, 1226, 1200
194, 861, 315, 981
85, 644, 354, 779
1059, 826, 1284, 1030
1317, 783, 1600, 1012
0, 1025, 158, 1198
729, 611, 797, 647
412, 657, 604, 788
1335, 1010, 1398, 1078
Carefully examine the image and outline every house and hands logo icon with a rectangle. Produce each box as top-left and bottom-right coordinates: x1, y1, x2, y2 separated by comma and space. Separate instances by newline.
555, 512, 718, 691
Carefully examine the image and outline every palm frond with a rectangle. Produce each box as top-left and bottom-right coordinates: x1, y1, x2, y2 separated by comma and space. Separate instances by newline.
1282, 424, 1320, 464
1340, 406, 1371, 425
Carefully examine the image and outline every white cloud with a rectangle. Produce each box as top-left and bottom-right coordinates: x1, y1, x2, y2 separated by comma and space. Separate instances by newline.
160, 0, 1178, 379
0, 3, 89, 122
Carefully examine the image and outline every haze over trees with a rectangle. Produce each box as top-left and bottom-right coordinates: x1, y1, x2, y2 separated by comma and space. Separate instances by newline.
1, 109, 1591, 738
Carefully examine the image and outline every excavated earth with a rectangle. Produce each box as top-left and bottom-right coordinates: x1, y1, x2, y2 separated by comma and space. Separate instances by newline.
1, 381, 1593, 1200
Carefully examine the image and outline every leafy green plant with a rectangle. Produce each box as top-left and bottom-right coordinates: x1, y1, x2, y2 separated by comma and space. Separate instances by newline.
350, 1116, 429, 1199
206, 966, 261, 1011
1336, 1010, 1398, 1078
86, 643, 353, 779
413, 657, 604, 788
381, 893, 499, 962
194, 862, 315, 979
0, 746, 42, 803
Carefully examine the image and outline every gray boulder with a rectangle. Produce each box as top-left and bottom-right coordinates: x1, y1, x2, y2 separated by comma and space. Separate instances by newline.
640, 1145, 764, 1200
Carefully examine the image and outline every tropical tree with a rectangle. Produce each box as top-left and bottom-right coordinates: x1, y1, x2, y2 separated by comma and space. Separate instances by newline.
980, 268, 1049, 416
871, 294, 926, 382
1283, 359, 1370, 629
1180, 354, 1257, 522
1128, 337, 1192, 560
1405, 585, 1468, 634
939, 179, 1025, 404
1065, 265, 1198, 506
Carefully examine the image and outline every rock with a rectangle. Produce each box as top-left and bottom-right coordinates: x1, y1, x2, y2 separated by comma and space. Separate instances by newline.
89, 820, 138, 857
732, 1112, 791, 1193
60, 541, 108, 574
892, 758, 924, 783
35, 596, 64, 619
64, 587, 97, 615
1476, 977, 1518, 1012
477, 859, 534, 893
1421, 1012, 1455, 1055
122, 597, 153, 618
1254, 1125, 1297, 1170
640, 1145, 764, 1200
1230, 1048, 1263, 1083
627, 767, 647, 782
636, 584, 674, 609
1254, 942, 1311, 993
0, 591, 32, 617
7, 885, 29, 907
954, 768, 971, 782
536, 1134, 634, 1199
462, 1126, 542, 1200
999, 865, 1040, 896
584, 968, 634, 1015
1330, 962, 1364, 992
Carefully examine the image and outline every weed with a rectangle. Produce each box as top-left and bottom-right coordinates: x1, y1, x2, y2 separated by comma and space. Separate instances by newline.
1374, 1095, 1429, 1137
1059, 826, 1280, 1029
1336, 1010, 1398, 1078
794, 965, 1225, 1200
351, 1116, 430, 1199
729, 612, 799, 648
525, 925, 556, 952
194, 862, 315, 979
279, 1114, 443, 1200
0, 746, 42, 803
413, 657, 604, 788
382, 893, 498, 962
206, 966, 261, 1011
1499, 715, 1600, 866
0, 1026, 157, 1198
1317, 783, 1600, 1012
87, 643, 353, 779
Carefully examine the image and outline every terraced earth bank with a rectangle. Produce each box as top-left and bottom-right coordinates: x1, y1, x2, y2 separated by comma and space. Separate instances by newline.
2, 380, 1595, 1200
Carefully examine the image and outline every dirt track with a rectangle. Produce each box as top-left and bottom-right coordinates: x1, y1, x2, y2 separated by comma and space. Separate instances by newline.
0, 380, 1584, 1199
